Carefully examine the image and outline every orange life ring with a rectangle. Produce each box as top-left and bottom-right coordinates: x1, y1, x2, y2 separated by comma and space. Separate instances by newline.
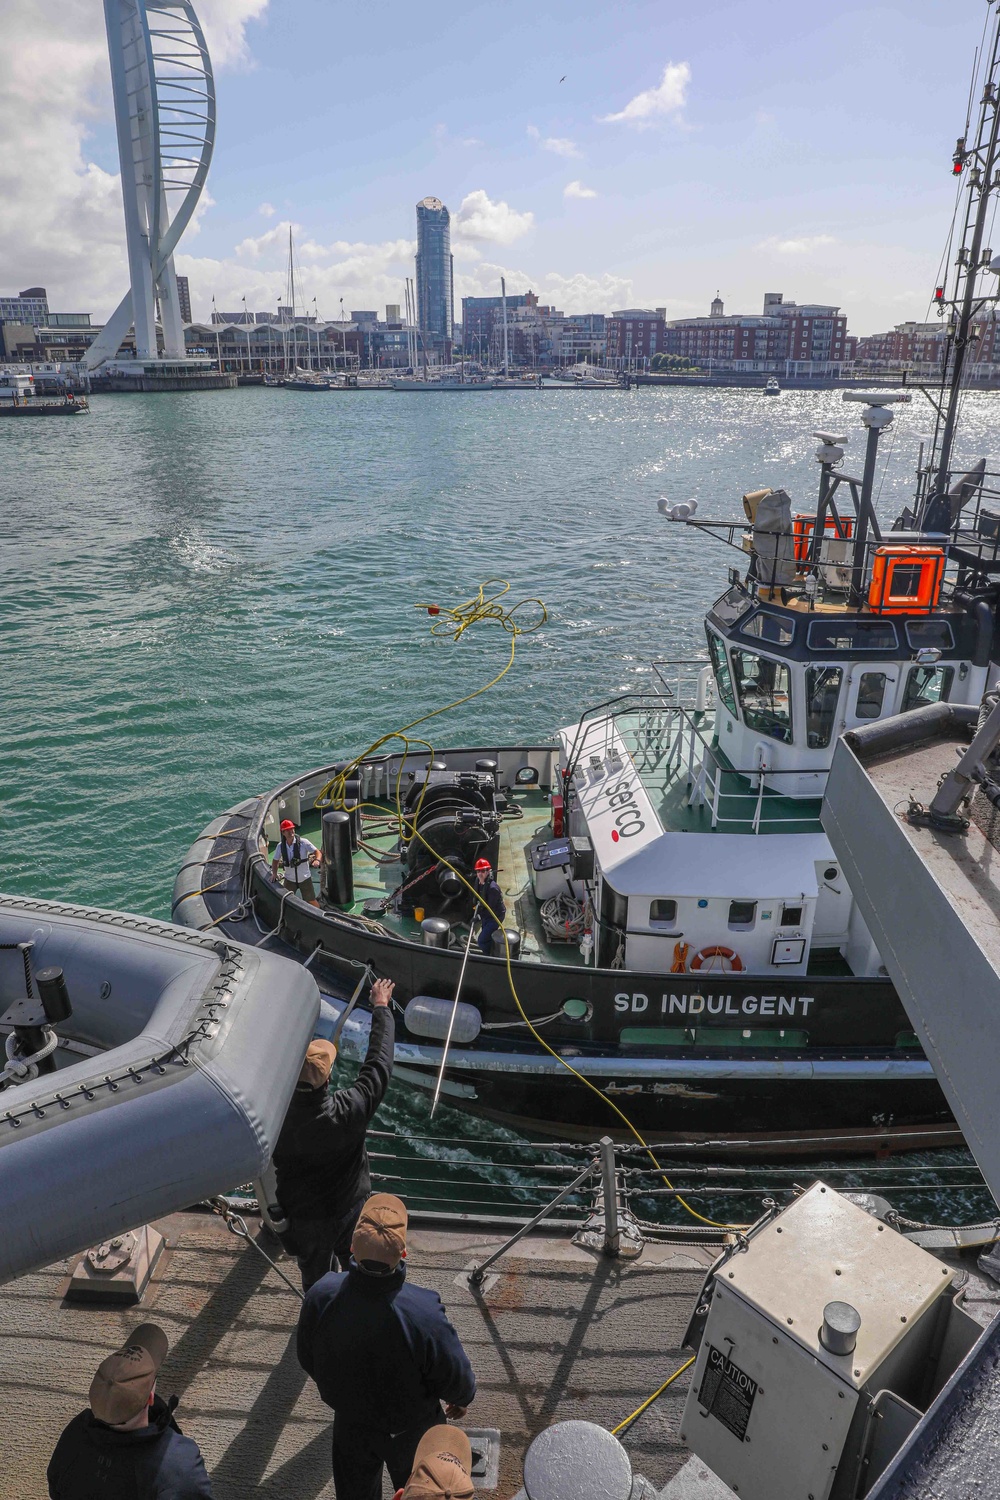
690, 945, 744, 973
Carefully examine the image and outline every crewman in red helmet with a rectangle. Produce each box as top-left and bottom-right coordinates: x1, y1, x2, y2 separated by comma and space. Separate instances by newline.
473, 858, 506, 955
271, 819, 322, 908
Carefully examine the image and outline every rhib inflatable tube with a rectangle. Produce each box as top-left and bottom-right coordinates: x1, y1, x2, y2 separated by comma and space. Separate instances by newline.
0, 895, 320, 1284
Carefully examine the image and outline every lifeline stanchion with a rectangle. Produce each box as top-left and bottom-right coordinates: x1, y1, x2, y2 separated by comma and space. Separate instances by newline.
468, 1150, 602, 1287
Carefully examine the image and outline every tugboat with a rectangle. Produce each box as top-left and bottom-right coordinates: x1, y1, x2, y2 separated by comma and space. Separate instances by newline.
764, 376, 781, 396
175, 54, 1000, 1155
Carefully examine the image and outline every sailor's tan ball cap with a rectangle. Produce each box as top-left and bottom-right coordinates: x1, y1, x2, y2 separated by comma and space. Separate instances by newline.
402, 1425, 474, 1499
89, 1323, 168, 1426
298, 1038, 338, 1089
351, 1192, 408, 1268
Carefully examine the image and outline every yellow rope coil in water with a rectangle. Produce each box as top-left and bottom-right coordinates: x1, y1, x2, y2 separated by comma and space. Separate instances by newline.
310, 581, 746, 1233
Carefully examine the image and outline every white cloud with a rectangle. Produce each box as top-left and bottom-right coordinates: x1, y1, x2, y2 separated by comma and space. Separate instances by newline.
178, 228, 417, 320
599, 61, 690, 127
453, 190, 534, 245
434, 122, 483, 148
454, 259, 631, 316
258, 201, 276, 218
0, 0, 269, 319
564, 181, 597, 200
235, 220, 301, 260
527, 126, 582, 158
757, 234, 836, 255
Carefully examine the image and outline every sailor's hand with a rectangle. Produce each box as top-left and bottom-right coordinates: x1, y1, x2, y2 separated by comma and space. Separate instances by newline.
444, 1404, 468, 1420
371, 978, 394, 1008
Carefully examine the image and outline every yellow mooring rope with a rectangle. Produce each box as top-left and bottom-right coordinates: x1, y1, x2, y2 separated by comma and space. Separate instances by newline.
312, 580, 747, 1233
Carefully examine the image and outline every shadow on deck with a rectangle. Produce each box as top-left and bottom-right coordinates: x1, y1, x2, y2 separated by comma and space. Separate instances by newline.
1, 1211, 711, 1498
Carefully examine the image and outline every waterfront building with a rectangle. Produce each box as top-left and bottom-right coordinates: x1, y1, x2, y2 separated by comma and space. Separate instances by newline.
554, 312, 606, 365
663, 292, 852, 376
175, 275, 192, 324
461, 292, 529, 362
1, 312, 98, 363
605, 309, 667, 367
385, 303, 401, 324
856, 313, 1000, 379
0, 288, 50, 327
415, 197, 454, 361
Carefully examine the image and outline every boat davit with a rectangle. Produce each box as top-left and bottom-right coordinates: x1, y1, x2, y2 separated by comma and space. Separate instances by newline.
0, 894, 319, 1283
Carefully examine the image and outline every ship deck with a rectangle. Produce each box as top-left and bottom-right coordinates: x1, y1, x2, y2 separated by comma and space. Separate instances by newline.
1, 1210, 714, 1499
293, 786, 591, 966
8, 1207, 1000, 1499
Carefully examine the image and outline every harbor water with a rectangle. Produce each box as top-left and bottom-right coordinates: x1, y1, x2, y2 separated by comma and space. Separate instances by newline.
4, 383, 999, 1227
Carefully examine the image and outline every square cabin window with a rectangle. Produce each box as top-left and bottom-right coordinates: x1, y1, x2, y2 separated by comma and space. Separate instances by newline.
728, 900, 756, 930
649, 899, 678, 928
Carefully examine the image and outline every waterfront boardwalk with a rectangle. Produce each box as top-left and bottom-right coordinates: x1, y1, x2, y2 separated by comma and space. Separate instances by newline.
0, 1212, 713, 1498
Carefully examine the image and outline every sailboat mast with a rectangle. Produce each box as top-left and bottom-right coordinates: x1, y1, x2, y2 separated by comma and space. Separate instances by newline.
501, 276, 509, 375
931, 8, 1000, 500
288, 225, 299, 372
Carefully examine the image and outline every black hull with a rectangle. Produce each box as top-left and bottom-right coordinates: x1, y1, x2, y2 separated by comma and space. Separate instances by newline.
173, 787, 958, 1157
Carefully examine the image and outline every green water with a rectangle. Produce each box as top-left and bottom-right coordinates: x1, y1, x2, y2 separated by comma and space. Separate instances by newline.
4, 384, 998, 1226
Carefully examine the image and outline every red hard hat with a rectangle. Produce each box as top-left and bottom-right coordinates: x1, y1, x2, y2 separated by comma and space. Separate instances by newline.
280, 819, 295, 831
474, 858, 492, 872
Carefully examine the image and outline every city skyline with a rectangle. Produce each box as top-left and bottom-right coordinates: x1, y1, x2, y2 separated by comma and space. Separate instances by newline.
0, 0, 986, 335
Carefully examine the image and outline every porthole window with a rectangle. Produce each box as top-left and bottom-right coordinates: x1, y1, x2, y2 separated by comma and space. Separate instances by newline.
649, 899, 678, 928
728, 900, 757, 930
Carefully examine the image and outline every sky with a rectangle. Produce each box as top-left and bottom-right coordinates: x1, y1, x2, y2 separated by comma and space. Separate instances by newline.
0, 1, 991, 334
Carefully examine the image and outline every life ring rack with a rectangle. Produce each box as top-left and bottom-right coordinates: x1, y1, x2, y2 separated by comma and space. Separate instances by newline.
689, 945, 745, 973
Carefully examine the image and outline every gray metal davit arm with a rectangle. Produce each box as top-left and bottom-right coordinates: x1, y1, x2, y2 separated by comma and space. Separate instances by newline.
925, 696, 1000, 830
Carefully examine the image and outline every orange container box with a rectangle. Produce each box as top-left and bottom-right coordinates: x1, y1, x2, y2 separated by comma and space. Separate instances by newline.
867, 546, 945, 614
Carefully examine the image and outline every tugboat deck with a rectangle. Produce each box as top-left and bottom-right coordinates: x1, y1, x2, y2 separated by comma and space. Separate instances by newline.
1, 1210, 712, 1499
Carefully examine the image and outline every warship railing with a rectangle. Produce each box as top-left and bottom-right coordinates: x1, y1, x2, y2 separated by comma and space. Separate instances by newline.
356, 1127, 996, 1250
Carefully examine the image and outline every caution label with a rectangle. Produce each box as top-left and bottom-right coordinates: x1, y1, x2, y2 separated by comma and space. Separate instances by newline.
699, 1344, 757, 1441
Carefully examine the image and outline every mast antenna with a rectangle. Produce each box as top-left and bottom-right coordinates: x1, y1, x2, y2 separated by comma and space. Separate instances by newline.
922, 1, 1000, 522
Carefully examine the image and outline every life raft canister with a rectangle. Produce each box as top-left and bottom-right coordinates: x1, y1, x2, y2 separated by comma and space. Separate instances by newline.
689, 945, 744, 973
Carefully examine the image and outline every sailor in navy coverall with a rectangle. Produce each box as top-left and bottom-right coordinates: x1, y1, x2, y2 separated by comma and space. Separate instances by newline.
473, 858, 506, 955
297, 1193, 476, 1500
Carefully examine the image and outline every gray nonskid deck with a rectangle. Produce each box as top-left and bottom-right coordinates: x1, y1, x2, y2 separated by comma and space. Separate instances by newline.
2, 1212, 713, 1499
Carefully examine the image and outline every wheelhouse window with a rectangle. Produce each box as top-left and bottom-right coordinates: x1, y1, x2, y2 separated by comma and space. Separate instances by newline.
707, 632, 738, 716
905, 620, 955, 651
731, 650, 793, 742
805, 666, 843, 748
807, 619, 898, 652
902, 664, 955, 712
740, 610, 795, 646
649, 899, 678, 928
855, 672, 888, 720
728, 900, 756, 930
708, 585, 754, 629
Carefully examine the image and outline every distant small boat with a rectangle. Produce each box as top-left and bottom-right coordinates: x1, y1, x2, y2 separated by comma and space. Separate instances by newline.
764, 377, 781, 395
281, 376, 332, 391
0, 371, 88, 415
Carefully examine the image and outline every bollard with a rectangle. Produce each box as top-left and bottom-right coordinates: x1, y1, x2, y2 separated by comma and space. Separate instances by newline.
321, 812, 354, 907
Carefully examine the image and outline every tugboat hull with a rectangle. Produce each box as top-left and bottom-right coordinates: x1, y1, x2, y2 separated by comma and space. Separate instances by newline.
174, 781, 955, 1158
